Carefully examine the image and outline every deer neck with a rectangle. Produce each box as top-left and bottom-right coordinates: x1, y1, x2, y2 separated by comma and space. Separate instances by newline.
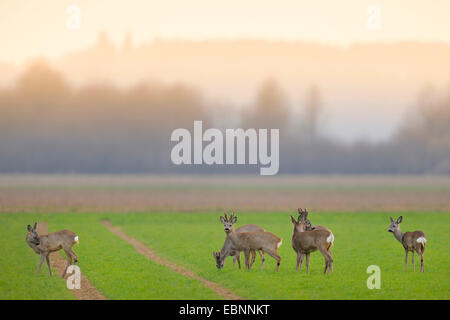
219, 237, 232, 257
393, 228, 404, 244
226, 227, 242, 247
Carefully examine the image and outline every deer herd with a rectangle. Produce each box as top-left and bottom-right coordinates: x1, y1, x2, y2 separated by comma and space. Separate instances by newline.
26, 209, 428, 277
213, 209, 428, 274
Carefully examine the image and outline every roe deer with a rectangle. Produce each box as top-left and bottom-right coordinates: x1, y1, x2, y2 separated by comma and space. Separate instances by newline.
291, 212, 334, 274
213, 223, 265, 270
220, 213, 282, 271
26, 222, 79, 277
296, 208, 333, 272
388, 216, 427, 272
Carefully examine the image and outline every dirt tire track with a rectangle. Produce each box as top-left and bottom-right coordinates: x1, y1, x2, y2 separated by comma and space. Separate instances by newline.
102, 220, 243, 300
36, 222, 107, 300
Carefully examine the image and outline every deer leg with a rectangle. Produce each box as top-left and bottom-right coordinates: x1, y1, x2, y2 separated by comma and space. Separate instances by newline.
299, 253, 304, 271
265, 250, 281, 272
411, 251, 415, 272
243, 250, 250, 271
235, 253, 242, 270
62, 249, 73, 278
404, 250, 408, 271
296, 252, 302, 272
260, 251, 265, 270
45, 254, 52, 276
416, 247, 424, 272
37, 254, 45, 275
328, 251, 333, 274
256, 250, 265, 271
305, 253, 310, 274
319, 248, 329, 275
69, 248, 78, 264
249, 250, 256, 269
325, 251, 333, 274
420, 254, 424, 272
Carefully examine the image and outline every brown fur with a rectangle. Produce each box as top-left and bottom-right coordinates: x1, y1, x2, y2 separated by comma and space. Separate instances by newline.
220, 213, 282, 271
388, 216, 427, 272
291, 212, 334, 274
213, 224, 265, 270
26, 222, 79, 276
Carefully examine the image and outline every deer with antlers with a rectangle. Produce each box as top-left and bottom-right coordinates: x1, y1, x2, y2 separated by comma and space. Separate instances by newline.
213, 223, 265, 270
220, 213, 282, 271
291, 209, 334, 274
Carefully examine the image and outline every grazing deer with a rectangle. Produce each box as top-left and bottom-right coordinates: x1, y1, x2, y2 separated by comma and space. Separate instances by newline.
388, 216, 427, 272
213, 224, 265, 270
291, 211, 334, 274
220, 213, 282, 271
26, 222, 79, 277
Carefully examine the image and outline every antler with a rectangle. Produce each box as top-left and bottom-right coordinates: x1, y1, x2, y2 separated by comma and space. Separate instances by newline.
297, 208, 308, 221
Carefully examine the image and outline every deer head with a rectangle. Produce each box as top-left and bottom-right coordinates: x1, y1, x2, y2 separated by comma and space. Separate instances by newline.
220, 212, 237, 234
297, 208, 315, 230
26, 222, 40, 246
388, 216, 403, 233
212, 251, 224, 269
291, 215, 306, 232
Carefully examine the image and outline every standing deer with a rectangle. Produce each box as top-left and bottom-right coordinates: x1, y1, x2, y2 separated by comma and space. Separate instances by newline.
296, 208, 333, 272
388, 216, 427, 272
291, 212, 334, 274
213, 223, 265, 270
220, 213, 282, 271
26, 222, 79, 277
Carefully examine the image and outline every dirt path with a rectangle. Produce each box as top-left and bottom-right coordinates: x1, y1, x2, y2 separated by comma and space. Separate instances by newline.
36, 222, 107, 300
102, 221, 243, 300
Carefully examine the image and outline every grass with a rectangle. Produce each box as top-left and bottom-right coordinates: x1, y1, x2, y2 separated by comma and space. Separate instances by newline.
109, 211, 450, 300
0, 213, 221, 300
0, 211, 448, 299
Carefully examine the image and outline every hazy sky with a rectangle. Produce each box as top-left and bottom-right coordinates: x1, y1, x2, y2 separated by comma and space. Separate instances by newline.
1, 0, 450, 63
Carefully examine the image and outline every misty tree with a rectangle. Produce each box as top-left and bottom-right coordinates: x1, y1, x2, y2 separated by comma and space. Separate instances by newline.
241, 78, 288, 130
302, 85, 323, 143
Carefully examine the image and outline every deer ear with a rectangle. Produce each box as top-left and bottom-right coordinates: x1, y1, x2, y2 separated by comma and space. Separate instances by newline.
33, 222, 37, 230
291, 216, 297, 224
232, 216, 237, 224
397, 216, 403, 224
220, 216, 225, 224
390, 217, 394, 223
27, 225, 32, 232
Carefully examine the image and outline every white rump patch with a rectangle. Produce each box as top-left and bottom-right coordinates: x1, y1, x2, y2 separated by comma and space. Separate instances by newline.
74, 235, 79, 243
327, 233, 334, 246
416, 237, 427, 244
277, 240, 282, 248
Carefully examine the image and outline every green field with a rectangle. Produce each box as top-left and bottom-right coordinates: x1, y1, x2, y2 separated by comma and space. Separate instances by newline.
1, 211, 448, 300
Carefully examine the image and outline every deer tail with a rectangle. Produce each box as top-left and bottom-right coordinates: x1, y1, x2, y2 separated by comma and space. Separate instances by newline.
277, 239, 283, 249
326, 232, 334, 248
416, 236, 426, 247
74, 235, 79, 244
